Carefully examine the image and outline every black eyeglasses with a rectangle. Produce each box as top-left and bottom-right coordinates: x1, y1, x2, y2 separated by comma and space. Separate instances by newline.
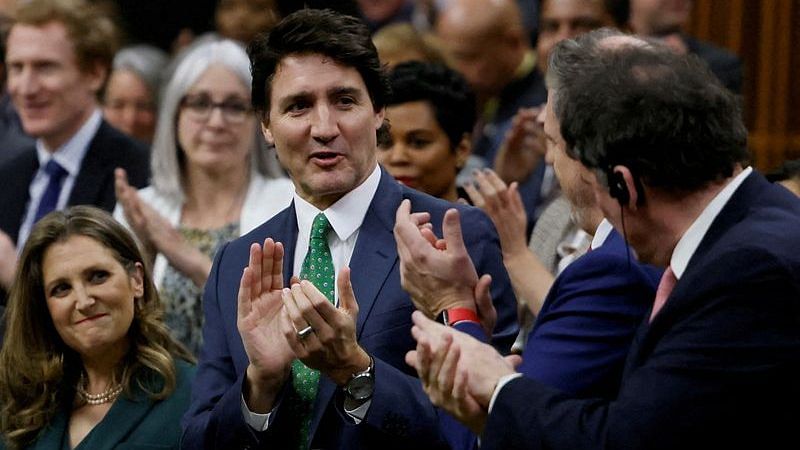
180, 94, 252, 124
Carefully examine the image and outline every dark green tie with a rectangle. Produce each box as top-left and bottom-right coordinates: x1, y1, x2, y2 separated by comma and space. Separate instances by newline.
291, 213, 334, 449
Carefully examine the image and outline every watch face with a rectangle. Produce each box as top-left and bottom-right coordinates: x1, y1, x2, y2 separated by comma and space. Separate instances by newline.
347, 373, 374, 401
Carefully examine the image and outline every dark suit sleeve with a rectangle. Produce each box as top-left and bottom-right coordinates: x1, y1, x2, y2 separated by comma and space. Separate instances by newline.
481, 248, 800, 450
520, 251, 652, 397
181, 243, 269, 449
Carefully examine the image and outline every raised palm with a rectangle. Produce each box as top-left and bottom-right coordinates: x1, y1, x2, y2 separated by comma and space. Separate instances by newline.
237, 238, 295, 379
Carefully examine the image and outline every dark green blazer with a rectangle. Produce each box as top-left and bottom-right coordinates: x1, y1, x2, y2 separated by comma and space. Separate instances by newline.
3, 360, 195, 450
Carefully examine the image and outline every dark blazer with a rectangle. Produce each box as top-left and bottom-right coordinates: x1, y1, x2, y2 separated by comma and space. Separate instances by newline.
443, 228, 660, 450
181, 169, 518, 450
481, 172, 800, 450
1, 360, 195, 450
0, 120, 150, 245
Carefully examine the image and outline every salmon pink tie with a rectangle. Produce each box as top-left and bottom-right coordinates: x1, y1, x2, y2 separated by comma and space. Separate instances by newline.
649, 266, 677, 322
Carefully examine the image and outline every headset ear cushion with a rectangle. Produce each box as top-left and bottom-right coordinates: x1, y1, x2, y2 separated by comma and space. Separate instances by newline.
609, 171, 630, 205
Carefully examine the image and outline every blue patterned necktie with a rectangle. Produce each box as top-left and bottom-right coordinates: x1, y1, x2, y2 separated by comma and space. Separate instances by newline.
291, 213, 335, 449
33, 160, 68, 223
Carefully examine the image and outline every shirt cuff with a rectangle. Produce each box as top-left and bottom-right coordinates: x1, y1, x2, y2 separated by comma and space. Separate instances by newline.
241, 394, 275, 432
344, 399, 371, 424
488, 373, 523, 413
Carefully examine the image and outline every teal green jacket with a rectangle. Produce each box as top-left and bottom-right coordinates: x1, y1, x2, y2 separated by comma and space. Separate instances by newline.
2, 359, 195, 450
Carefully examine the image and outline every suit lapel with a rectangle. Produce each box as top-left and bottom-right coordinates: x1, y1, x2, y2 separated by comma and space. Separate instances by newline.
308, 170, 401, 440
278, 202, 299, 286
68, 122, 110, 207
87, 390, 154, 450
30, 408, 68, 450
349, 170, 401, 336
625, 172, 762, 371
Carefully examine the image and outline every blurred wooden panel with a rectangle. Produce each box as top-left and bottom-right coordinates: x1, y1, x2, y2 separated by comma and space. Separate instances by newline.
686, 0, 800, 172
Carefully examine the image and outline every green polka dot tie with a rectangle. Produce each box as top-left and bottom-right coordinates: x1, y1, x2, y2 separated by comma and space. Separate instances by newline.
291, 213, 334, 449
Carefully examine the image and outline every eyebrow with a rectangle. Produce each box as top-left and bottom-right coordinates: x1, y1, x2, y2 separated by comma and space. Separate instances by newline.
277, 86, 365, 109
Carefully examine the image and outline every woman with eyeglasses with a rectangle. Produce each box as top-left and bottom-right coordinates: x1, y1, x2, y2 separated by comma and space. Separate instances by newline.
113, 40, 293, 354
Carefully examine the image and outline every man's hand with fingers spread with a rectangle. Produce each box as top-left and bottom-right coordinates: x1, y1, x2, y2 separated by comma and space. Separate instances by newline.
237, 238, 295, 413
394, 199, 479, 318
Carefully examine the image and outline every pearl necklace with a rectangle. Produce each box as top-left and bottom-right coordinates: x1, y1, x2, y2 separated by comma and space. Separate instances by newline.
76, 374, 123, 406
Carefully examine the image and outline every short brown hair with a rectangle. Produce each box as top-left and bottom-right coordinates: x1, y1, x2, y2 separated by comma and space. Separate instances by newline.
12, 0, 119, 73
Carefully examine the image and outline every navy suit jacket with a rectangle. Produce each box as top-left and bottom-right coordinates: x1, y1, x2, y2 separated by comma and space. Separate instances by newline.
181, 169, 518, 450
0, 120, 150, 245
482, 172, 800, 450
443, 228, 660, 450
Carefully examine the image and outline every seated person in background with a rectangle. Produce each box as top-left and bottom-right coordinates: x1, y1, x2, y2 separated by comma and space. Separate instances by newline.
0, 206, 194, 450
767, 158, 800, 197
626, 0, 743, 92
103, 44, 169, 145
114, 39, 293, 355
372, 22, 448, 68
378, 61, 475, 202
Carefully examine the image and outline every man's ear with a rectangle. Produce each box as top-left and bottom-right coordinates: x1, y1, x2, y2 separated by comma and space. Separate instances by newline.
85, 61, 109, 94
374, 106, 385, 130
261, 121, 274, 144
612, 165, 640, 210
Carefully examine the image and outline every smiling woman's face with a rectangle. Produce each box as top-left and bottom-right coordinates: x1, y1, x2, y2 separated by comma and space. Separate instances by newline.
378, 100, 467, 201
42, 235, 143, 360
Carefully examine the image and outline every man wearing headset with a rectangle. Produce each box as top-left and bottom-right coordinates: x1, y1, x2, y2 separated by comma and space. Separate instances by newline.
398, 28, 800, 449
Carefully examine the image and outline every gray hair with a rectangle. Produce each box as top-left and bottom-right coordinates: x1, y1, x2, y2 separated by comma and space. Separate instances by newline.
111, 44, 169, 103
150, 39, 280, 203
545, 28, 627, 120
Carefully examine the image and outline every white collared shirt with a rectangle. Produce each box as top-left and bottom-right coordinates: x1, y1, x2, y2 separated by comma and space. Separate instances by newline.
669, 166, 752, 280
590, 218, 614, 251
17, 109, 103, 248
242, 163, 382, 431
291, 164, 382, 303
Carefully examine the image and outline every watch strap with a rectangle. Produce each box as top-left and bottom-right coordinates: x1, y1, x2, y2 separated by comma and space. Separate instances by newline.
442, 307, 479, 326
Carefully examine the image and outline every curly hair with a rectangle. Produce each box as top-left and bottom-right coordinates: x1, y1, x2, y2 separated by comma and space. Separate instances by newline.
386, 61, 476, 151
0, 206, 193, 449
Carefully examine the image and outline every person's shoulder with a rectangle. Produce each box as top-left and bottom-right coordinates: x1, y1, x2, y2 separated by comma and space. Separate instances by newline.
93, 120, 149, 155
0, 144, 36, 174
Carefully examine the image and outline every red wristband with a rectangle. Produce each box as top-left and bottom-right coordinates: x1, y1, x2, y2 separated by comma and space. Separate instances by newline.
442, 307, 480, 326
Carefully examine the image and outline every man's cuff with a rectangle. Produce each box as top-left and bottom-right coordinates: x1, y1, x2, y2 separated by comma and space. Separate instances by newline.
488, 373, 523, 413
343, 399, 372, 424
241, 394, 275, 431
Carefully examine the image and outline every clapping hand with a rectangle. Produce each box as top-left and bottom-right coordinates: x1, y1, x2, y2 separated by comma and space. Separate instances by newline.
280, 267, 371, 385
238, 239, 295, 412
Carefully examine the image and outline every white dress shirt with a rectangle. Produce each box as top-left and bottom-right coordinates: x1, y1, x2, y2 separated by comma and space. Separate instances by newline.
17, 109, 102, 248
242, 164, 382, 431
669, 166, 752, 280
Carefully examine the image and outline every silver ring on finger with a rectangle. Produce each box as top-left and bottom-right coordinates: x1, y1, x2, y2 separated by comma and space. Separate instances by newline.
297, 325, 314, 339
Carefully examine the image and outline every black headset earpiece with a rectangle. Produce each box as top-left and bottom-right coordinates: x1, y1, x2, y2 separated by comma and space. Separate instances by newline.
608, 170, 630, 206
